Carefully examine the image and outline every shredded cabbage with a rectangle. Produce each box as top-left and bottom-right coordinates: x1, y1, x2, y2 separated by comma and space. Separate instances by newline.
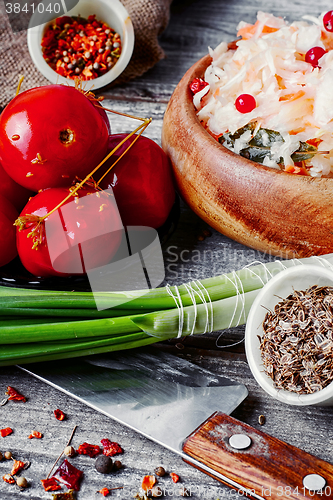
194, 11, 333, 177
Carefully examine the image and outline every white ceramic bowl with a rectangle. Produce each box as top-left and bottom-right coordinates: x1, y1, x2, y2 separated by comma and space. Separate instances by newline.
27, 0, 134, 89
245, 264, 333, 406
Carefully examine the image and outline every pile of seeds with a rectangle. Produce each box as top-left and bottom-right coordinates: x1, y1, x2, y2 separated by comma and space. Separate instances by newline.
260, 285, 333, 394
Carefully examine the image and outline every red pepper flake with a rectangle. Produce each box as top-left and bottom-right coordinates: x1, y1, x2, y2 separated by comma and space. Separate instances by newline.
41, 15, 122, 81
54, 409, 66, 421
190, 78, 209, 95
77, 442, 101, 458
170, 473, 180, 483
52, 459, 83, 491
99, 487, 110, 497
29, 430, 43, 439
3, 474, 15, 484
0, 427, 13, 437
142, 475, 157, 492
101, 438, 123, 457
41, 477, 62, 492
6, 386, 26, 402
11, 459, 25, 475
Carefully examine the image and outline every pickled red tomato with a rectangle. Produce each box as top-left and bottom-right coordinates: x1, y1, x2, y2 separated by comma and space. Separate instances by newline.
17, 186, 122, 277
98, 134, 175, 228
0, 194, 19, 267
0, 85, 110, 191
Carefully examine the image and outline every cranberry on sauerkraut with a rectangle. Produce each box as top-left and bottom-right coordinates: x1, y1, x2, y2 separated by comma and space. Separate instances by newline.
192, 11, 333, 177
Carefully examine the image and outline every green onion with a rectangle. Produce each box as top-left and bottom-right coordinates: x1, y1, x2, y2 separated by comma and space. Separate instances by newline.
131, 289, 260, 338
0, 316, 141, 344
0, 253, 331, 366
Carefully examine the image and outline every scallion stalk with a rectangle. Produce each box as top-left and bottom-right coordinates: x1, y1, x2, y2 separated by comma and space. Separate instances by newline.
131, 289, 260, 337
0, 253, 331, 366
0, 315, 142, 344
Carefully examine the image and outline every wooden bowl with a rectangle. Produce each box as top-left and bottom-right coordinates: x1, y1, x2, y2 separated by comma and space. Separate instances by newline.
162, 54, 333, 259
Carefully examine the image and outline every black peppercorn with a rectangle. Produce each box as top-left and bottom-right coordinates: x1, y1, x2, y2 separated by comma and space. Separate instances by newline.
113, 460, 122, 470
95, 455, 113, 474
154, 466, 166, 477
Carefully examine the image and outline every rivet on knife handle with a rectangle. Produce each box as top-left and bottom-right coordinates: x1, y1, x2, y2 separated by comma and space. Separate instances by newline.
182, 412, 333, 500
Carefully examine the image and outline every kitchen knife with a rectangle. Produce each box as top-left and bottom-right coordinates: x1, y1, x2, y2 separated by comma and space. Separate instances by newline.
20, 348, 333, 500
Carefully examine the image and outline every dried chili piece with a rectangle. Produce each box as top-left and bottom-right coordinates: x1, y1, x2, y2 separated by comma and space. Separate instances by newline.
170, 473, 180, 483
52, 459, 83, 491
3, 474, 15, 484
142, 475, 157, 492
54, 409, 66, 421
41, 477, 62, 492
11, 459, 25, 475
77, 442, 101, 458
6, 386, 26, 402
0, 427, 13, 437
52, 490, 76, 500
101, 438, 123, 457
98, 487, 110, 497
29, 430, 43, 439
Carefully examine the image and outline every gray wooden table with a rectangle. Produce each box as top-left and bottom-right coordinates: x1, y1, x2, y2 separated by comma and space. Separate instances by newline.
1, 1, 333, 499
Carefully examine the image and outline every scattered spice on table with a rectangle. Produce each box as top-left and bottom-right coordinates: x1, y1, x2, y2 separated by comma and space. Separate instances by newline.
258, 414, 266, 426
142, 475, 157, 492
16, 476, 28, 489
260, 285, 333, 394
99, 487, 110, 497
52, 459, 83, 491
0, 427, 13, 437
41, 477, 62, 492
11, 459, 25, 475
2, 473, 15, 484
170, 472, 180, 483
98, 486, 124, 496
154, 466, 166, 477
113, 460, 122, 470
95, 455, 113, 474
5, 386, 26, 402
46, 425, 77, 481
54, 409, 66, 421
77, 442, 101, 457
52, 490, 76, 500
150, 485, 163, 497
28, 430, 43, 439
101, 438, 123, 457
64, 446, 76, 458
41, 15, 122, 81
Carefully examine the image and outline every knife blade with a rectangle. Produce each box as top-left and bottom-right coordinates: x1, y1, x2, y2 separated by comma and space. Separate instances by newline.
19, 348, 333, 500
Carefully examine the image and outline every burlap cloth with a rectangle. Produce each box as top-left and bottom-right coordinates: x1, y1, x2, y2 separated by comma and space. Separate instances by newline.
0, 0, 172, 109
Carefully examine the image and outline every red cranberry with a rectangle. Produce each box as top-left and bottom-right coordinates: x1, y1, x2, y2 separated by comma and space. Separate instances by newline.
305, 46, 326, 67
323, 10, 333, 32
235, 94, 256, 113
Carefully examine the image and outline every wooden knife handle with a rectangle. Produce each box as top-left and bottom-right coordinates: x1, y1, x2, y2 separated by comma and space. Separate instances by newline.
182, 412, 333, 500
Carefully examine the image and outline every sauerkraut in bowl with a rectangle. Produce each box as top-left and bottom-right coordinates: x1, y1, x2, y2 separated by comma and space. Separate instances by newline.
191, 11, 333, 177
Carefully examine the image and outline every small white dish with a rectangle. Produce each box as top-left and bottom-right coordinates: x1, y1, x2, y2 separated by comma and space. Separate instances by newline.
27, 0, 134, 89
245, 264, 333, 406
